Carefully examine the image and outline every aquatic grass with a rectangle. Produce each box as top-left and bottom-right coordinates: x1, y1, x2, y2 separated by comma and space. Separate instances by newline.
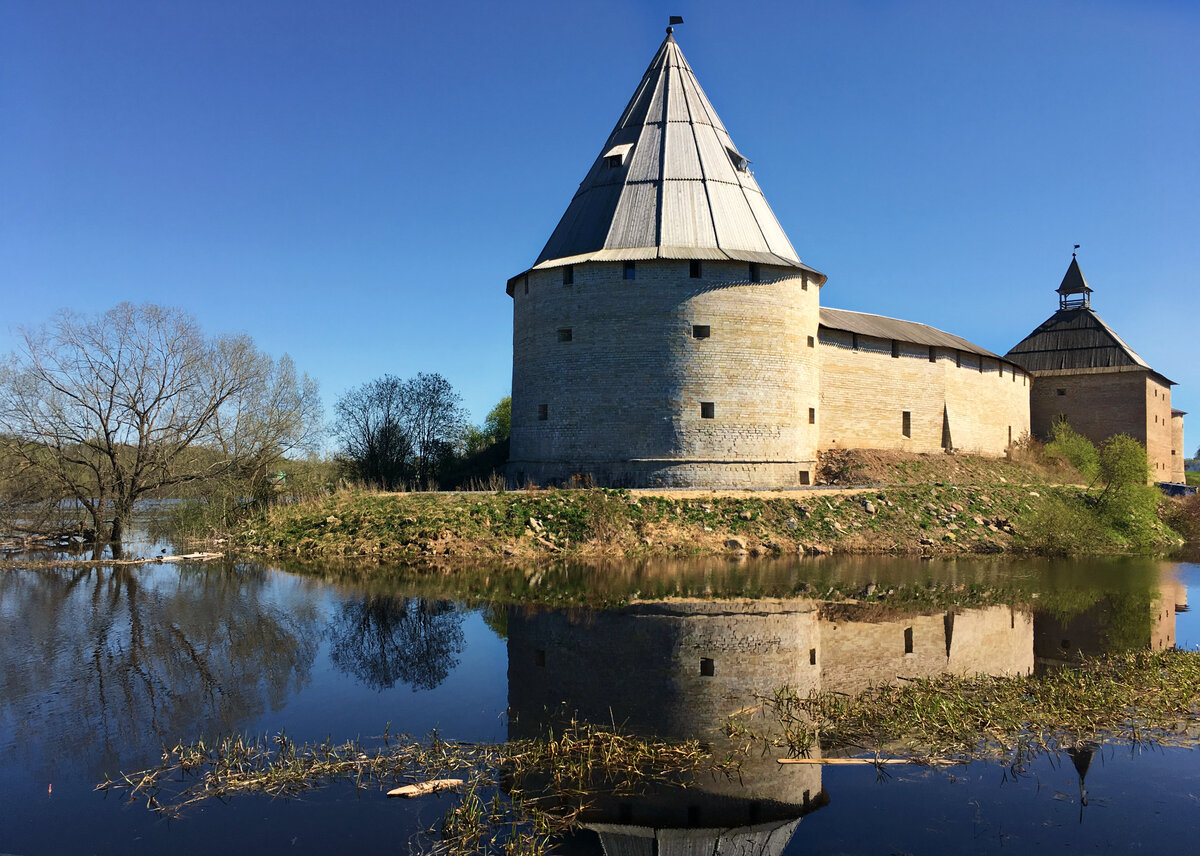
762, 649, 1200, 761
97, 721, 735, 855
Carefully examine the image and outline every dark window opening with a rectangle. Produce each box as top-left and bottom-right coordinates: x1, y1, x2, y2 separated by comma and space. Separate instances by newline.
562, 265, 574, 285
692, 325, 711, 339
535, 649, 545, 667
956, 350, 962, 368
699, 658, 715, 677
700, 402, 715, 419
1057, 388, 1066, 396
537, 404, 548, 421
689, 260, 701, 278
902, 411, 912, 438
606, 154, 622, 168
928, 346, 937, 363
749, 262, 760, 282
891, 340, 900, 359
799, 470, 811, 486
852, 333, 860, 351
809, 407, 816, 425
557, 328, 572, 342
904, 626, 914, 654
623, 260, 636, 280
807, 335, 815, 348
809, 648, 817, 666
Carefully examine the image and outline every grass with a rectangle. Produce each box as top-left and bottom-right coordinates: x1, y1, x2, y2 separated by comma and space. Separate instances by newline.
1186, 470, 1200, 487
230, 479, 1183, 564
755, 649, 1200, 762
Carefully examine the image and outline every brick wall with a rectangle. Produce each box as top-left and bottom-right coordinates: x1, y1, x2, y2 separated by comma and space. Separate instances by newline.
1172, 412, 1186, 483
818, 331, 1031, 455
509, 260, 820, 487
1028, 370, 1176, 479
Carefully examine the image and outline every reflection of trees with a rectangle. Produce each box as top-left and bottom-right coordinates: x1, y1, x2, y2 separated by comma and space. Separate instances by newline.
328, 597, 465, 691
0, 564, 319, 778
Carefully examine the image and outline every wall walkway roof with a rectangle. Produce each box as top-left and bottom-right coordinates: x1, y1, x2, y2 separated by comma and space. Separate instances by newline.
820, 306, 1013, 363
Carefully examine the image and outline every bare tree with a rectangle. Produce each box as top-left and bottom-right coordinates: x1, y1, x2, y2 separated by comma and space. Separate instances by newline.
403, 372, 465, 486
332, 372, 465, 489
0, 303, 321, 554
332, 375, 412, 489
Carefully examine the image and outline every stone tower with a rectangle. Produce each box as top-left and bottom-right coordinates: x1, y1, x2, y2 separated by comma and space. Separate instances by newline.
1005, 255, 1185, 482
506, 29, 826, 488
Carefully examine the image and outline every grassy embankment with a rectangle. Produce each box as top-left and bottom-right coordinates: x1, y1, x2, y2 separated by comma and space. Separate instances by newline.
233, 451, 1186, 562
1187, 470, 1200, 487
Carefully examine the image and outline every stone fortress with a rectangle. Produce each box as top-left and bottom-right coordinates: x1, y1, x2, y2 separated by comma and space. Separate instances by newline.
505, 29, 1186, 488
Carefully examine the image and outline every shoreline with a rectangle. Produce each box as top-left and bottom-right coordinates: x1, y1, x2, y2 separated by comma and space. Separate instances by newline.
230, 480, 1184, 564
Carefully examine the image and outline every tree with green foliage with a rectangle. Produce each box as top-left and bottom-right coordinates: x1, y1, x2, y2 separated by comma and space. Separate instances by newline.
1045, 418, 1100, 482
0, 303, 321, 555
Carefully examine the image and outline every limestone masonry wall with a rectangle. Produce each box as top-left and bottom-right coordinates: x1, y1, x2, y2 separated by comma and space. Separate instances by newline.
818, 331, 1030, 456
509, 260, 821, 488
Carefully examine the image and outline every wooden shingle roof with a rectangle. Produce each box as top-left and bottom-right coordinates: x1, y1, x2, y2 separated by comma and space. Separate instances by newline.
1004, 306, 1173, 383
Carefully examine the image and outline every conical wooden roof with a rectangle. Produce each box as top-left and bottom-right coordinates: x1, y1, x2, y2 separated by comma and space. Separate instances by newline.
514, 32, 822, 283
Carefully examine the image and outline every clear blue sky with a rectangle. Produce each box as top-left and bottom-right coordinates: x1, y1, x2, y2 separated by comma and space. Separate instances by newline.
3, 0, 1197, 456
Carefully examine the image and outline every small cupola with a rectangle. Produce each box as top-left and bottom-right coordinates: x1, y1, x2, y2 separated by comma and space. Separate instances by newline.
1057, 252, 1092, 310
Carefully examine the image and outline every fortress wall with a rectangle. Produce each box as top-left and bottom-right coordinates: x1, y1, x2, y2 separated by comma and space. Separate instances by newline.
1029, 371, 1176, 479
819, 606, 1033, 697
1172, 412, 1186, 483
509, 260, 820, 487
817, 333, 1030, 456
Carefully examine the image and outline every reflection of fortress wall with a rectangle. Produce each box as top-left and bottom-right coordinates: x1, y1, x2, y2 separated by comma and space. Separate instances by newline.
1033, 580, 1180, 662
508, 600, 821, 742
820, 605, 1033, 696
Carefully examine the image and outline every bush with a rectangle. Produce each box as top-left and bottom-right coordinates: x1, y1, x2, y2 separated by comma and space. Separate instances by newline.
1044, 419, 1100, 482
1095, 435, 1160, 546
1017, 492, 1106, 556
1163, 495, 1200, 542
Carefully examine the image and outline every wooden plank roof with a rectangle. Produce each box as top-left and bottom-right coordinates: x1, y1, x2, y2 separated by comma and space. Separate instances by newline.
511, 32, 822, 286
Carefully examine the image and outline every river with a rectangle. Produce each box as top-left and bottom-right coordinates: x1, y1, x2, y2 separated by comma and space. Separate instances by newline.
1, 545, 1198, 854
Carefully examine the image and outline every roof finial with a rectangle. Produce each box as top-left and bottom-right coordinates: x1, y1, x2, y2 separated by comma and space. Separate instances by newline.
1073, 243, 1080, 258
667, 15, 683, 34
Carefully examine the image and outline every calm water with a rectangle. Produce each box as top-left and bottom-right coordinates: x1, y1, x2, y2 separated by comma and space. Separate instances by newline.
1, 551, 1198, 854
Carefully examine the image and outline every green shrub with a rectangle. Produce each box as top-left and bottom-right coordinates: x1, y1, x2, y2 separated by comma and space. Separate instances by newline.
1017, 492, 1106, 556
1094, 435, 1160, 546
1044, 419, 1100, 482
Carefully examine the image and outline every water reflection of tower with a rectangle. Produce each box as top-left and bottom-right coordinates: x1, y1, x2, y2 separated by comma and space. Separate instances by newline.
1033, 577, 1187, 664
507, 597, 1037, 845
507, 599, 826, 837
